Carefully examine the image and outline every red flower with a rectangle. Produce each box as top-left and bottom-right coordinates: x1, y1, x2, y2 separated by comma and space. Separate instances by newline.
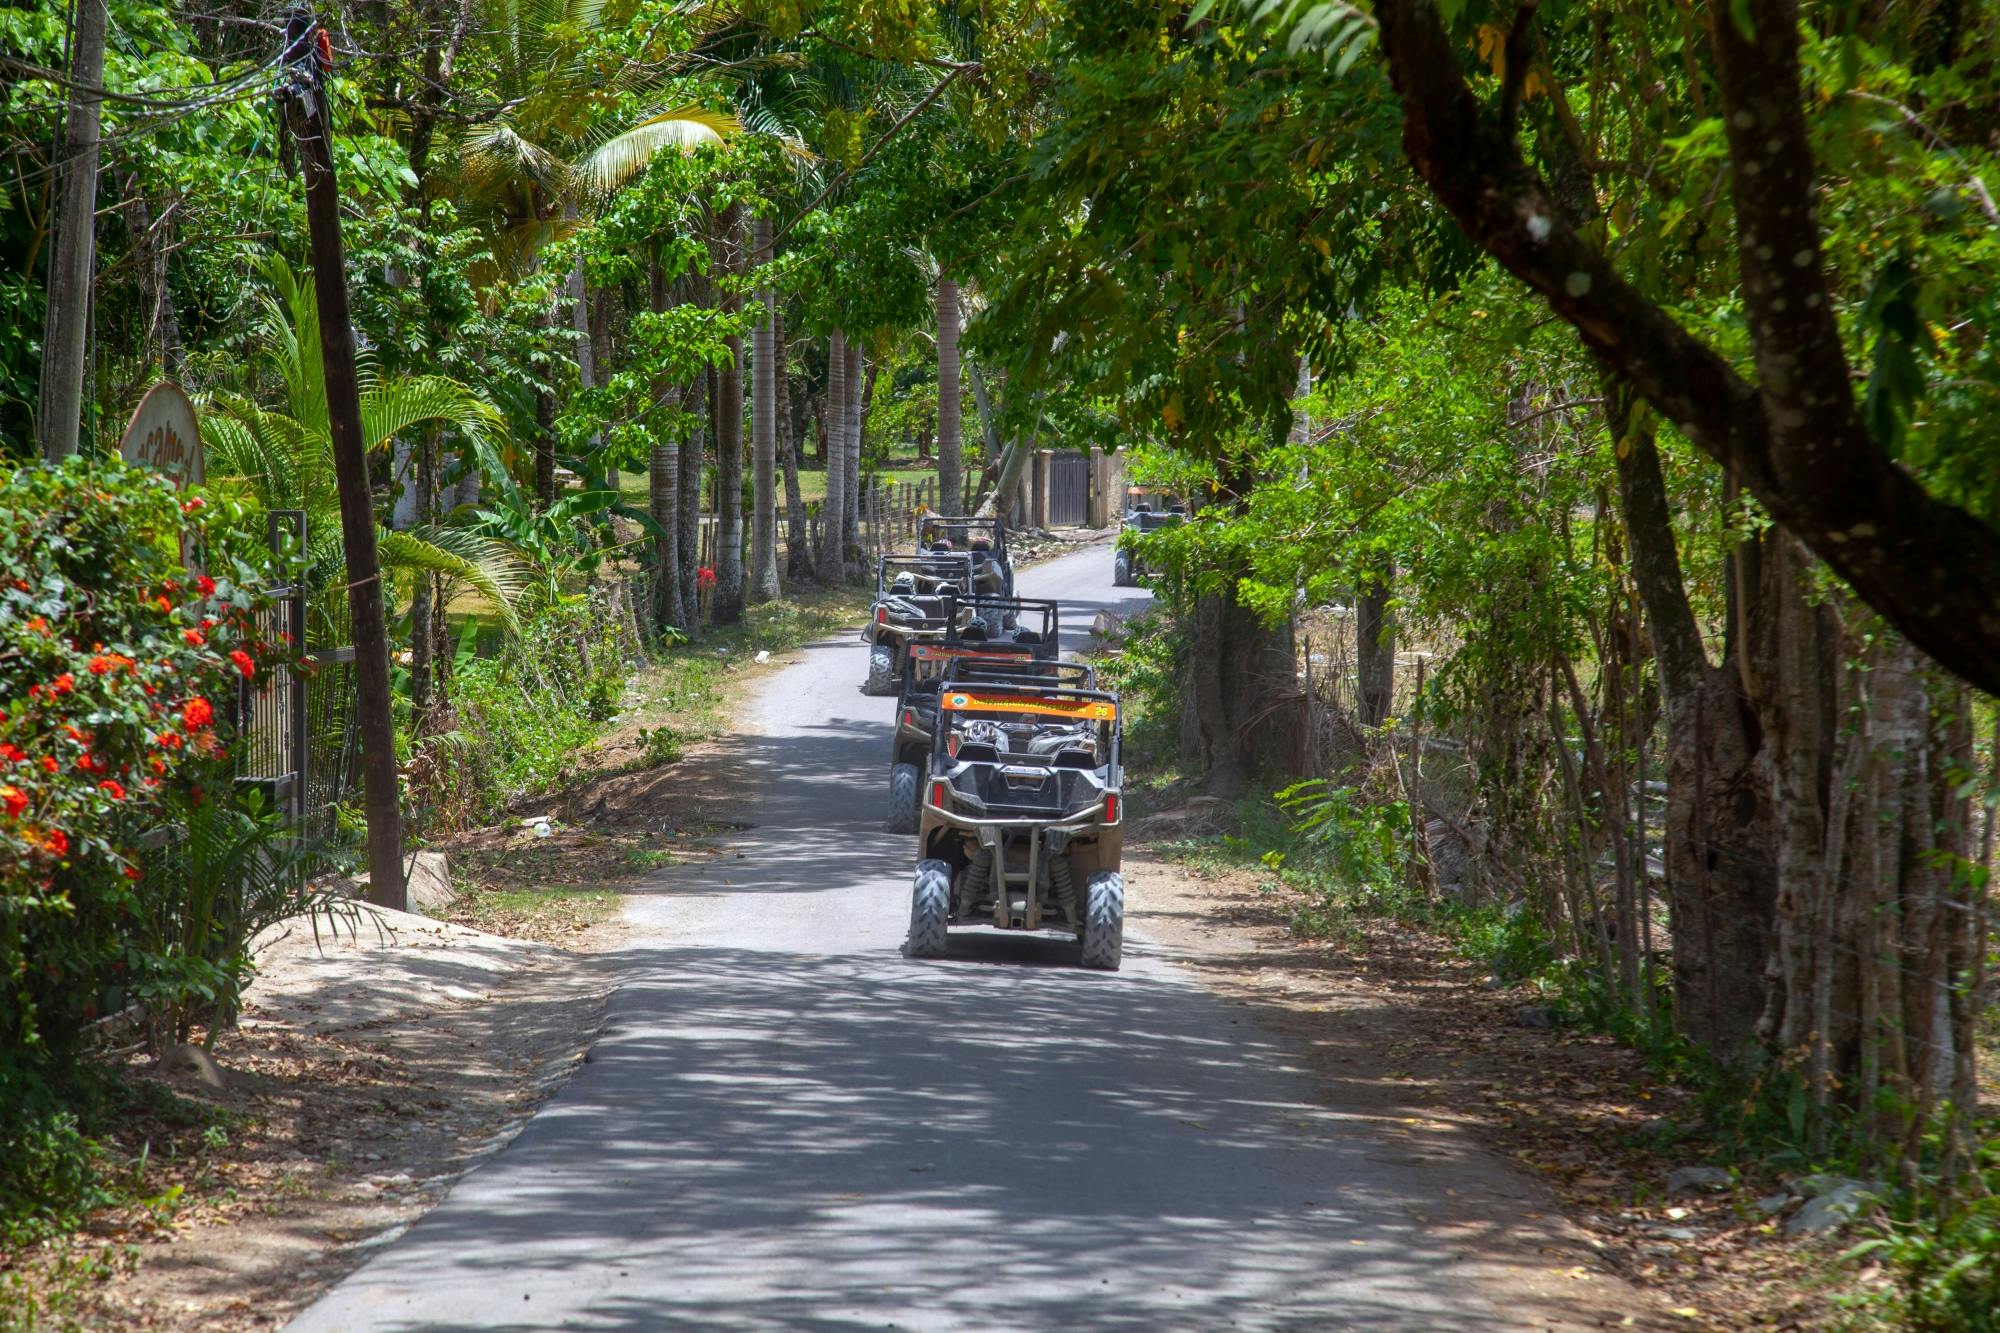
149, 756, 167, 776
88, 655, 112, 675
183, 628, 206, 648
696, 566, 718, 590
181, 698, 215, 730
155, 597, 172, 614
230, 649, 255, 679
51, 673, 74, 695
0, 744, 23, 763
39, 756, 57, 774
123, 866, 142, 881
26, 616, 47, 634
181, 496, 205, 513
195, 574, 216, 595
1, 786, 26, 818
76, 754, 96, 773
98, 780, 126, 801
154, 731, 183, 750
41, 828, 68, 857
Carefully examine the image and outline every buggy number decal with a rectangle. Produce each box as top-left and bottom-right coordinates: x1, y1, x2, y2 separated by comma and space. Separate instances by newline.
941, 693, 1117, 720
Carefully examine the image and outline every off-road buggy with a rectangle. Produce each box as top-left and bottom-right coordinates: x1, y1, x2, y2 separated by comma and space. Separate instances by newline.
918, 514, 1014, 598
1111, 488, 1187, 587
885, 634, 1092, 835
860, 552, 978, 695
906, 682, 1125, 970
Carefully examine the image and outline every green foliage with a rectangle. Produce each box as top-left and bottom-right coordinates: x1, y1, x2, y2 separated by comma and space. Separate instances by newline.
636, 725, 684, 767
409, 593, 637, 833
0, 460, 288, 1062
1849, 1162, 2000, 1332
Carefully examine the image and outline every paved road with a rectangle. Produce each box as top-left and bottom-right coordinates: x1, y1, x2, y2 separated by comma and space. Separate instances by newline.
290, 544, 1608, 1332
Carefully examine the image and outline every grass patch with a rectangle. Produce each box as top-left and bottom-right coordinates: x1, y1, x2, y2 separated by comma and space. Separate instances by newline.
449, 883, 620, 945
618, 464, 940, 507
614, 585, 874, 747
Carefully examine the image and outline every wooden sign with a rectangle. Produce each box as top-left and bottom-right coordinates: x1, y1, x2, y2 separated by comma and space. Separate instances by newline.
119, 381, 203, 488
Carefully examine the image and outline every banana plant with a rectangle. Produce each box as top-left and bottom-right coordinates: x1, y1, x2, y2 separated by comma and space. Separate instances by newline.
469, 486, 663, 606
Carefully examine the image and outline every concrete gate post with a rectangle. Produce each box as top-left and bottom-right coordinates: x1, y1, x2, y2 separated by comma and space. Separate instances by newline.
1032, 449, 1050, 530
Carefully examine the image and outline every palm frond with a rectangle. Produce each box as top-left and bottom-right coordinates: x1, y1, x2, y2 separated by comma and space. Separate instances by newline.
576, 108, 738, 199
359, 376, 510, 458
253, 254, 330, 442
378, 527, 529, 633
462, 122, 573, 202
201, 393, 335, 516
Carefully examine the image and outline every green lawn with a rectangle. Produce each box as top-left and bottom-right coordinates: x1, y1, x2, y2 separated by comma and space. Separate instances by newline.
618, 463, 945, 507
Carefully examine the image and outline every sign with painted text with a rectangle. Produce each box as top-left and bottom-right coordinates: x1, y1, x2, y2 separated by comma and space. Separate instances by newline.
119, 381, 204, 488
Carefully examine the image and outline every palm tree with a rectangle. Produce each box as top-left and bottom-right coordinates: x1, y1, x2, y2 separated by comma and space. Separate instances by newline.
445, 0, 739, 505
200, 257, 529, 648
747, 213, 780, 602
935, 274, 963, 515
816, 327, 849, 583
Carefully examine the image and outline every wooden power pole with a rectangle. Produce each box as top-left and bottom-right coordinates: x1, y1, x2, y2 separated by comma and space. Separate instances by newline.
37, 0, 107, 462
275, 8, 405, 911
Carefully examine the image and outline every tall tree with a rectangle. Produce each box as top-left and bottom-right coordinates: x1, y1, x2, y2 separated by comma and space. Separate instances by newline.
816, 329, 849, 583
1366, 0, 2000, 695
711, 203, 746, 623
934, 276, 963, 517
747, 213, 780, 602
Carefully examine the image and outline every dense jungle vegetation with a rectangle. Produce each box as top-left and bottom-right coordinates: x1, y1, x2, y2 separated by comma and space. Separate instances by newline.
6, 0, 2000, 1323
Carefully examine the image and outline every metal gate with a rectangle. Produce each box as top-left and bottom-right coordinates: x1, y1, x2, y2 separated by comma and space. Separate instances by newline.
236, 509, 308, 832
1047, 450, 1089, 527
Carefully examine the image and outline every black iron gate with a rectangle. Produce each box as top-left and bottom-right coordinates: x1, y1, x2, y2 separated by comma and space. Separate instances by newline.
1047, 450, 1089, 527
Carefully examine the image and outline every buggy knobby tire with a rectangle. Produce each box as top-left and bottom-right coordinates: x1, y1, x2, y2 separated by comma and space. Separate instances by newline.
1112, 550, 1133, 587
1080, 871, 1125, 971
908, 859, 952, 959
864, 644, 897, 695
886, 762, 922, 834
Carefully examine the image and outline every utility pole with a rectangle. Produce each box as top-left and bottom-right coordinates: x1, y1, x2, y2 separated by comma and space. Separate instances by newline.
275, 7, 406, 911
37, 0, 107, 461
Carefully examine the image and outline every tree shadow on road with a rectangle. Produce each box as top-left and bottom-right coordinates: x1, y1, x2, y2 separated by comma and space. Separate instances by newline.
288, 933, 1646, 1332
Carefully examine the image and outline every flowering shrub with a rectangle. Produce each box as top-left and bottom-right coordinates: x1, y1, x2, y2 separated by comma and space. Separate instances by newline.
0, 458, 286, 1068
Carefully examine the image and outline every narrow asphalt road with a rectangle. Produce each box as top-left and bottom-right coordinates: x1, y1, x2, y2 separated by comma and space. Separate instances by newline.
290, 544, 1619, 1332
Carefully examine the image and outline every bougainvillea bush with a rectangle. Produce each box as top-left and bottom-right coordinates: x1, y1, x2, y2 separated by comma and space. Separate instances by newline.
0, 458, 290, 1077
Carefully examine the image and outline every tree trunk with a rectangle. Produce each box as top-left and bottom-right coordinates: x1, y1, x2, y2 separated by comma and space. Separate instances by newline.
409, 427, 439, 722
677, 369, 706, 630
712, 204, 746, 624
843, 343, 869, 566
747, 215, 780, 603
935, 276, 963, 516
37, 0, 107, 461
978, 428, 1036, 520
817, 330, 849, 583
779, 313, 811, 583
1182, 580, 1300, 796
534, 368, 557, 511
1609, 390, 1775, 1059
116, 171, 182, 379
1355, 563, 1395, 728
564, 202, 599, 465
648, 261, 684, 635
